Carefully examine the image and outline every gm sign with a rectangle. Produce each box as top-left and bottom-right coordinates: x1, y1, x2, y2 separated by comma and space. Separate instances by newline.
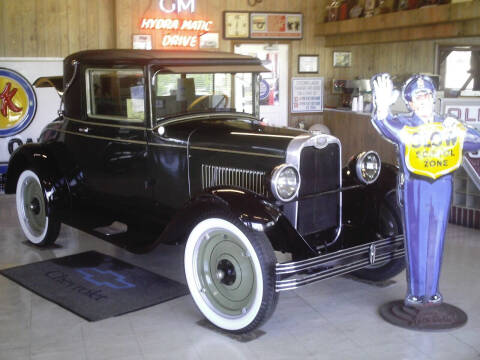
159, 0, 195, 13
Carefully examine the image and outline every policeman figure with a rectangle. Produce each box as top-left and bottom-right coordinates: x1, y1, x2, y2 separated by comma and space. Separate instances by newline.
371, 73, 480, 306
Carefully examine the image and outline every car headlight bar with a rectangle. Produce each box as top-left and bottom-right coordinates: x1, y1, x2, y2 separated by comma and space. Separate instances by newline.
356, 151, 381, 185
270, 164, 301, 202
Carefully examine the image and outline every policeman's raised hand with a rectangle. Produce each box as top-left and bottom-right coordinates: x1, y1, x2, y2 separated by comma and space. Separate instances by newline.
371, 73, 398, 119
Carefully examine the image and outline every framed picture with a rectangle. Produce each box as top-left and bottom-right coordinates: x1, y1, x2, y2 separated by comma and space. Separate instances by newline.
298, 55, 319, 73
132, 34, 152, 50
291, 77, 324, 113
250, 12, 303, 39
333, 51, 352, 67
224, 11, 250, 39
200, 33, 219, 49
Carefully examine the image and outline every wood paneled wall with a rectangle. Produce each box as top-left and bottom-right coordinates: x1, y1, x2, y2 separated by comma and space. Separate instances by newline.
113, 0, 325, 126
0, 0, 115, 57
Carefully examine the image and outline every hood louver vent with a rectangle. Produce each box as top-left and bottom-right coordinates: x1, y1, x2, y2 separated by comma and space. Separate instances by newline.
202, 165, 267, 197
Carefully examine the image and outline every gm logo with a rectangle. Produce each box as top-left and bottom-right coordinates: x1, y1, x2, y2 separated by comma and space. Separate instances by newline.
76, 268, 136, 290
0, 68, 37, 138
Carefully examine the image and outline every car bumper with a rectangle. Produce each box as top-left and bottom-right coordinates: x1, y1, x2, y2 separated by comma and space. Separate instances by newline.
275, 235, 405, 292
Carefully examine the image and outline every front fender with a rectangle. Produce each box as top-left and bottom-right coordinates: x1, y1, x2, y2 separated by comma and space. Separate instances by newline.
6, 143, 71, 218
341, 161, 399, 239
159, 187, 317, 259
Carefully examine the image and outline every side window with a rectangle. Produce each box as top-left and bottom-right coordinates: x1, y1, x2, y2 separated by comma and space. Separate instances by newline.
87, 68, 145, 122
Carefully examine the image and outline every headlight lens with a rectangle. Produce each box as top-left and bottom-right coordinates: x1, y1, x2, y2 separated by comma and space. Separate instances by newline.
356, 151, 381, 184
271, 164, 300, 201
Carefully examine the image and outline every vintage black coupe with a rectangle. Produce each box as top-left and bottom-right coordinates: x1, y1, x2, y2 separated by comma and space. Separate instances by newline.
5, 50, 405, 333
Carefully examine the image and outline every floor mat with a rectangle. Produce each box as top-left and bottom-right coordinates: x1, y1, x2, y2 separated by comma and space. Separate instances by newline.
0, 250, 189, 321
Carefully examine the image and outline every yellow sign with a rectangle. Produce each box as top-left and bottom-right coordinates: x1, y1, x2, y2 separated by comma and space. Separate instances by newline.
0, 68, 36, 137
401, 121, 466, 179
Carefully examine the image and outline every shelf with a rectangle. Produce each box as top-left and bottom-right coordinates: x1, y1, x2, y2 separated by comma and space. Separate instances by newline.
316, 2, 480, 46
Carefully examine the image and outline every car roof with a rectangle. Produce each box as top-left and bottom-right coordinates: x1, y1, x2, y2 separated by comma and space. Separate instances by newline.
65, 49, 264, 67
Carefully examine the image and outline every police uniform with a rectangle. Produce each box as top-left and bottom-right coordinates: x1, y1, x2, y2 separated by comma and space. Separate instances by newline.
371, 74, 480, 305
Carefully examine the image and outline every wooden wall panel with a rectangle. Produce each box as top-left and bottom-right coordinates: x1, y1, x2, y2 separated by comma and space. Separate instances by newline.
0, 0, 115, 57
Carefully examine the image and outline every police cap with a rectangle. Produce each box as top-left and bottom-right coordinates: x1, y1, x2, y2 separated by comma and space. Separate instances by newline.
402, 74, 436, 103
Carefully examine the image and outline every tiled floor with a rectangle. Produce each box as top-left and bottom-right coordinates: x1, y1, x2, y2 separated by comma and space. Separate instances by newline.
1, 194, 480, 360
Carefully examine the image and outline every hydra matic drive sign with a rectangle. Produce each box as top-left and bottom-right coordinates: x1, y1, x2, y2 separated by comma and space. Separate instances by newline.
0, 68, 37, 138
140, 0, 213, 49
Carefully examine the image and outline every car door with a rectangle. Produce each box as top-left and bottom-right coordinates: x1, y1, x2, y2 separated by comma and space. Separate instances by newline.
64, 67, 150, 219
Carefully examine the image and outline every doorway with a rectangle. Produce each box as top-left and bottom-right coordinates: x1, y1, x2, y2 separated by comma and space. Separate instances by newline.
234, 44, 289, 127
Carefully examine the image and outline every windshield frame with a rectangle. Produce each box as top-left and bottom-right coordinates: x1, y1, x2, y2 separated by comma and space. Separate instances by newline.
149, 66, 260, 126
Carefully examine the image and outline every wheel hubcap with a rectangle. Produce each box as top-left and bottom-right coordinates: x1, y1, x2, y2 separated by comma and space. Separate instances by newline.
195, 229, 256, 317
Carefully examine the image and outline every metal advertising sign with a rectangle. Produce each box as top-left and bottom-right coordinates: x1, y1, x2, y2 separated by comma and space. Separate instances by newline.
0, 68, 37, 138
401, 122, 466, 180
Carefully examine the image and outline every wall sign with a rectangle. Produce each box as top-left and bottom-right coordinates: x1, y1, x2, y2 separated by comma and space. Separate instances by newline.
250, 12, 302, 39
139, 0, 213, 50
0, 68, 37, 137
440, 97, 480, 189
291, 77, 323, 113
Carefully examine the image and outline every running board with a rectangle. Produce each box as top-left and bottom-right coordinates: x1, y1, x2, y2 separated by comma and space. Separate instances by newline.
275, 235, 405, 292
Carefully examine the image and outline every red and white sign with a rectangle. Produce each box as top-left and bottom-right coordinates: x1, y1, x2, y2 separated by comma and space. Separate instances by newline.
139, 0, 214, 50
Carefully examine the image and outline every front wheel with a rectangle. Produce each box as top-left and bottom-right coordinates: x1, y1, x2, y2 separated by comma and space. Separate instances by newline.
16, 169, 60, 246
184, 214, 278, 333
351, 192, 405, 282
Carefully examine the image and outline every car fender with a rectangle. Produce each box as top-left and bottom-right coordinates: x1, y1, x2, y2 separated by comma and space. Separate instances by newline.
158, 187, 317, 259
5, 143, 71, 218
342, 161, 399, 232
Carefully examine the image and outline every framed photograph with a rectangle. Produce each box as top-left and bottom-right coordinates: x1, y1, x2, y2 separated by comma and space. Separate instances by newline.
132, 34, 152, 50
333, 51, 352, 67
298, 55, 318, 73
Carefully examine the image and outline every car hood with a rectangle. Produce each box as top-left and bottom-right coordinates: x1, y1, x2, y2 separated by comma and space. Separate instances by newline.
187, 116, 309, 159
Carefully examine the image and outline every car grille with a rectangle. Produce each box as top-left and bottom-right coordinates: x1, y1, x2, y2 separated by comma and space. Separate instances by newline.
297, 144, 340, 236
201, 165, 267, 197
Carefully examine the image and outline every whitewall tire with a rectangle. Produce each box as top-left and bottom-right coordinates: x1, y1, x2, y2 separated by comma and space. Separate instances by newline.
184, 215, 278, 333
16, 169, 60, 246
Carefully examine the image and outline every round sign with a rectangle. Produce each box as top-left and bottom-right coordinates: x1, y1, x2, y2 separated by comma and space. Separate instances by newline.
259, 79, 270, 101
0, 68, 37, 137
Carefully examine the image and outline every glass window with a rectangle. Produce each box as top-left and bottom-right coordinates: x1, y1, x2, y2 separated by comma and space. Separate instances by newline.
437, 46, 480, 95
87, 69, 145, 122
153, 72, 257, 120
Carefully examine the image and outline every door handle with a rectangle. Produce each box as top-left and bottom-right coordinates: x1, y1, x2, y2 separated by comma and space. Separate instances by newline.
78, 127, 90, 133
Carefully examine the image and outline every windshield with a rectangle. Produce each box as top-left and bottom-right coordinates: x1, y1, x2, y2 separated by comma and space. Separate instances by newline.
152, 72, 259, 120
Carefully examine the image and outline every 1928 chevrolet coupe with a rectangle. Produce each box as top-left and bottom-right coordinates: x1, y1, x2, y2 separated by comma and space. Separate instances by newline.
5, 50, 405, 333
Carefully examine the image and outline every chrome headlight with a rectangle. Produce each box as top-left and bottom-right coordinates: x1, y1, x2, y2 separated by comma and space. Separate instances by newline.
356, 151, 381, 184
271, 164, 300, 202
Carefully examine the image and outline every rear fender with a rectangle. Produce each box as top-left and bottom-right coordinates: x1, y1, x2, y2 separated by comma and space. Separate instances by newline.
6, 143, 70, 217
159, 187, 317, 259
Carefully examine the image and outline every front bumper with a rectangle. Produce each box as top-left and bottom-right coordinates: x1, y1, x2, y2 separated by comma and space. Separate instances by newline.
275, 235, 405, 292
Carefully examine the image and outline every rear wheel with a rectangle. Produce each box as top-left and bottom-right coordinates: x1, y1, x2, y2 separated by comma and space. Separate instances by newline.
184, 212, 278, 333
352, 193, 405, 282
16, 169, 60, 246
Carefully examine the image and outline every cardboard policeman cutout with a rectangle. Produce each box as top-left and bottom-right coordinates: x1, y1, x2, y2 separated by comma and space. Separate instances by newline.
371, 73, 480, 307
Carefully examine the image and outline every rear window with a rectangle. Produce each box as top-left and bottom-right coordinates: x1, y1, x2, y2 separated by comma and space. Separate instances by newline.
86, 68, 145, 122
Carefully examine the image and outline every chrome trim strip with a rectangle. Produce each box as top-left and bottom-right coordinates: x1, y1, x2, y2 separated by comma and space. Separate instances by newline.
52, 126, 282, 158
155, 112, 258, 128
276, 235, 404, 275
65, 117, 148, 131
191, 146, 284, 159
54, 129, 147, 145
284, 133, 343, 238
202, 165, 267, 196
275, 235, 405, 291
276, 250, 405, 291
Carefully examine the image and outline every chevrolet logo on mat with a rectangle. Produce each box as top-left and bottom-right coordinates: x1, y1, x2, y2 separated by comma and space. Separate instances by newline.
76, 268, 136, 289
